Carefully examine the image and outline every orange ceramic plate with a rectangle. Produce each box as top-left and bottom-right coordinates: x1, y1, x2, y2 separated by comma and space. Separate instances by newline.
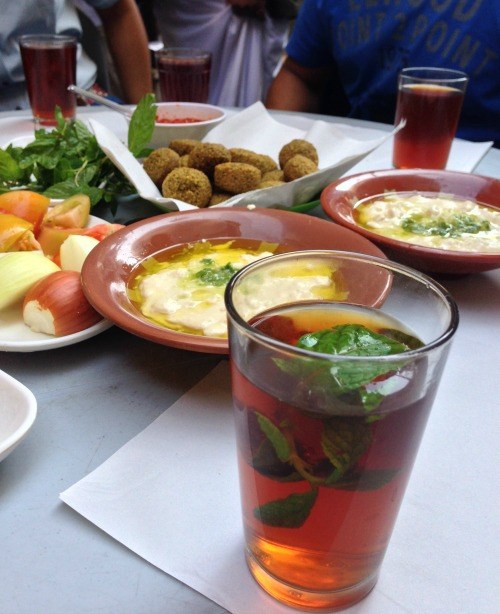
81, 207, 387, 354
321, 169, 500, 275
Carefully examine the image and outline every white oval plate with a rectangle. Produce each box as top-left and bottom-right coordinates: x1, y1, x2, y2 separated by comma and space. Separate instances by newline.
0, 214, 113, 352
0, 370, 37, 462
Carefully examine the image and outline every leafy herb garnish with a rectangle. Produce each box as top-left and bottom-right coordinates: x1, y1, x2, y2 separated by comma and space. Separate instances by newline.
298, 324, 407, 356
251, 323, 420, 528
321, 419, 372, 484
274, 324, 413, 413
401, 212, 491, 237
127, 93, 157, 157
193, 261, 238, 286
254, 490, 318, 528
0, 95, 157, 208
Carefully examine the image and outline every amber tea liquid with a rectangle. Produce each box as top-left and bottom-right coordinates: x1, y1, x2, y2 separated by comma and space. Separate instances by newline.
20, 37, 77, 126
393, 83, 464, 169
230, 302, 438, 610
157, 55, 211, 103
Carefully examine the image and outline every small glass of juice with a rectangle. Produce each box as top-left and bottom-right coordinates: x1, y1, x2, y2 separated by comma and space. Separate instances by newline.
18, 34, 77, 127
392, 67, 468, 170
224, 250, 458, 611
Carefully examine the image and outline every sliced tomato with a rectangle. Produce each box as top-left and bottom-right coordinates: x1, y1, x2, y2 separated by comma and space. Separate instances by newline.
42, 194, 90, 229
0, 191, 50, 235
80, 223, 124, 241
0, 213, 34, 252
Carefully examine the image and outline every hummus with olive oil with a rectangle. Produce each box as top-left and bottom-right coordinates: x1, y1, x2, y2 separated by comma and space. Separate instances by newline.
130, 241, 345, 338
355, 192, 500, 253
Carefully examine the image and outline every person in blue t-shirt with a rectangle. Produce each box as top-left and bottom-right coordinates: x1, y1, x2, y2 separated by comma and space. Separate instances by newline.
266, 0, 500, 146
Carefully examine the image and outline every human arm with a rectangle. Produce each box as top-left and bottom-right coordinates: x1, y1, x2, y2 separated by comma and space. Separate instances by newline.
265, 55, 330, 113
96, 0, 152, 103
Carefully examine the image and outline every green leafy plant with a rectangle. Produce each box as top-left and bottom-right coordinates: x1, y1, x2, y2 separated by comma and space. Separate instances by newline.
127, 93, 157, 157
0, 94, 157, 208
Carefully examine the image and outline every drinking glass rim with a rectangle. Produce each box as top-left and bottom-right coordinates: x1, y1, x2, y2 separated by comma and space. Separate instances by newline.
224, 250, 459, 362
155, 47, 211, 60
18, 34, 77, 47
399, 66, 469, 84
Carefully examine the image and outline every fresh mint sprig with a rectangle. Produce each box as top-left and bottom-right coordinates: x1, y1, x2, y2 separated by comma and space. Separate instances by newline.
0, 95, 157, 207
127, 93, 156, 157
251, 324, 420, 528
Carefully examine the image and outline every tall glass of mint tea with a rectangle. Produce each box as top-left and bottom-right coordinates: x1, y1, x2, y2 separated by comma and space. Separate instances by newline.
18, 34, 77, 127
393, 67, 468, 170
225, 250, 458, 611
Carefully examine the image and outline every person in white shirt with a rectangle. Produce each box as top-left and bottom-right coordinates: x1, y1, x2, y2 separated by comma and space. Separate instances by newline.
152, 0, 292, 107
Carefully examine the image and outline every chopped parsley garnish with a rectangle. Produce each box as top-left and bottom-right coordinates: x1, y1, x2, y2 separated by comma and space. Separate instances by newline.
193, 261, 238, 286
401, 213, 491, 238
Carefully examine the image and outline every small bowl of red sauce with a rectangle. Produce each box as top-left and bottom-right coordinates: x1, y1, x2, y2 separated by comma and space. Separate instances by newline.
148, 102, 227, 148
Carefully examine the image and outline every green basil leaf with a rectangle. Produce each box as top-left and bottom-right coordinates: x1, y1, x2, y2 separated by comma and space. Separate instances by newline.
328, 468, 399, 491
378, 328, 424, 350
0, 149, 22, 181
297, 324, 407, 357
251, 438, 301, 482
254, 490, 318, 528
290, 324, 415, 410
322, 418, 371, 484
256, 412, 291, 462
128, 93, 157, 157
44, 180, 103, 205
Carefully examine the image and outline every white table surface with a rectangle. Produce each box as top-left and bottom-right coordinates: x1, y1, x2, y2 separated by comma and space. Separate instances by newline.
0, 107, 498, 614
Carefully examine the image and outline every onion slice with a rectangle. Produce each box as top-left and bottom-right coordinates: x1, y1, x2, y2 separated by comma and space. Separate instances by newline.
23, 270, 103, 336
0, 252, 60, 310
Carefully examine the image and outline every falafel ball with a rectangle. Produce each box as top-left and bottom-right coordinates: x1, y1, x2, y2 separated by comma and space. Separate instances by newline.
213, 162, 262, 194
283, 154, 318, 181
209, 192, 232, 206
161, 167, 212, 208
229, 148, 277, 174
143, 148, 180, 187
279, 139, 319, 169
179, 154, 190, 167
188, 143, 231, 177
262, 169, 285, 182
169, 139, 200, 156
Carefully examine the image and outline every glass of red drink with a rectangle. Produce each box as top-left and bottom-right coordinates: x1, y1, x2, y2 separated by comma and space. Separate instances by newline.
225, 251, 458, 611
18, 34, 77, 127
393, 67, 468, 170
155, 47, 211, 103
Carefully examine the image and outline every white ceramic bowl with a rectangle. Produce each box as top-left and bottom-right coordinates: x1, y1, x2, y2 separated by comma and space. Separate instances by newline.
0, 370, 37, 462
148, 102, 227, 149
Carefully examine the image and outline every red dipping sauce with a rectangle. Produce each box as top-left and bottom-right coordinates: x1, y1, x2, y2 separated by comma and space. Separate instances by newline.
155, 116, 205, 124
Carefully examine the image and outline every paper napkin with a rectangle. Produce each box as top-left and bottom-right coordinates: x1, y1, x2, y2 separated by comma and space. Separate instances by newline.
89, 102, 395, 212
60, 362, 300, 613
60, 361, 437, 614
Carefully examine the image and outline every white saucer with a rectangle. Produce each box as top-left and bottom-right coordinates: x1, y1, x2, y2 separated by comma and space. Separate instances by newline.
0, 370, 37, 462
